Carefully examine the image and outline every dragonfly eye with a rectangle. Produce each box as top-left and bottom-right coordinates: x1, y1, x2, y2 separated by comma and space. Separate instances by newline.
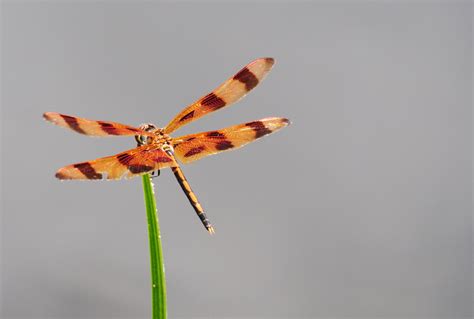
135, 135, 148, 146
141, 123, 157, 132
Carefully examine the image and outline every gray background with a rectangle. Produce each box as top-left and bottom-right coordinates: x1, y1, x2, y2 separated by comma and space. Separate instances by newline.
1, 1, 472, 318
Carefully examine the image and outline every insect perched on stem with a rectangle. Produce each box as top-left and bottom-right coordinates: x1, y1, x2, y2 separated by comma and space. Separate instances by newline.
44, 58, 290, 234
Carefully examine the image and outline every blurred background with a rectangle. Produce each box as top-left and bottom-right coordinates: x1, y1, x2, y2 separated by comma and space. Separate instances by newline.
1, 1, 472, 318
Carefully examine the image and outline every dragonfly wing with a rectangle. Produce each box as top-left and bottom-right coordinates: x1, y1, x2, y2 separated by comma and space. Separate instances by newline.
55, 145, 176, 180
172, 117, 289, 164
44, 112, 154, 137
164, 58, 275, 134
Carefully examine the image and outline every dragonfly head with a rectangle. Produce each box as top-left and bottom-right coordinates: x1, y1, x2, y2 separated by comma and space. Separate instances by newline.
135, 123, 158, 146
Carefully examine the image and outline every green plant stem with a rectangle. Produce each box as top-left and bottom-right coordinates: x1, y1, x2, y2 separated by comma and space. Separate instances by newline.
142, 174, 167, 319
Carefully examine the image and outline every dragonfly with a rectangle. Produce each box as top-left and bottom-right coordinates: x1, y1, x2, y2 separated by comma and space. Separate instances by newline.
44, 57, 290, 234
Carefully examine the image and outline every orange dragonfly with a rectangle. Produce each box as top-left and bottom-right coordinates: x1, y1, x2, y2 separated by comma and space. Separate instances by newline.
44, 58, 290, 234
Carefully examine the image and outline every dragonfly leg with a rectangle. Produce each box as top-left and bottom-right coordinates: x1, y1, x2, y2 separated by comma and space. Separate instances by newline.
150, 170, 161, 178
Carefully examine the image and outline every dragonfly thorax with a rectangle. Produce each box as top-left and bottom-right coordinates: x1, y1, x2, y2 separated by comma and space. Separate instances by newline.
135, 123, 172, 147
